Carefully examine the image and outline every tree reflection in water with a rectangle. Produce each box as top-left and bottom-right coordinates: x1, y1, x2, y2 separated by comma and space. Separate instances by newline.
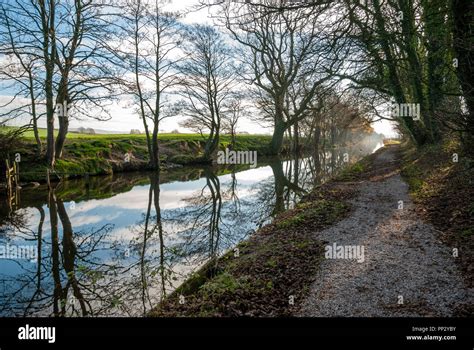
0, 140, 383, 316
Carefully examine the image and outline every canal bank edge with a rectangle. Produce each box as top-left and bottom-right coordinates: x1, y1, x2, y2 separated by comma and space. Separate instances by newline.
149, 145, 400, 317
3, 134, 281, 184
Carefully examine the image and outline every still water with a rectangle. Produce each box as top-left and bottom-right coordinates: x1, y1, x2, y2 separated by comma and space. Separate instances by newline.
0, 141, 383, 316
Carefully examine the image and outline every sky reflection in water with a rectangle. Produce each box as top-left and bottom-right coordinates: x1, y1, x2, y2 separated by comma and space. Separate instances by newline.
0, 142, 382, 317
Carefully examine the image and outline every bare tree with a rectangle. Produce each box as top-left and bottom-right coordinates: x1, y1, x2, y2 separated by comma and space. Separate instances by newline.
213, 1, 344, 154
176, 24, 239, 161
0, 9, 43, 155
0, 0, 122, 166
119, 0, 181, 170
52, 0, 123, 159
222, 97, 247, 148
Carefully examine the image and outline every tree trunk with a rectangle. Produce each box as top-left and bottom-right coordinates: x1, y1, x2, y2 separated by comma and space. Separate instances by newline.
204, 132, 219, 161
55, 82, 69, 159
44, 58, 55, 166
269, 120, 286, 155
422, 0, 447, 141
28, 71, 42, 156
231, 127, 236, 149
46, 109, 55, 167
55, 107, 69, 159
372, 0, 427, 146
40, 1, 56, 168
32, 117, 42, 157
401, 0, 434, 143
151, 122, 160, 171
293, 121, 299, 154
313, 124, 321, 154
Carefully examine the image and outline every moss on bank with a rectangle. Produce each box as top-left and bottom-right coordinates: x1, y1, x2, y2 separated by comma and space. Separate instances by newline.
276, 199, 348, 229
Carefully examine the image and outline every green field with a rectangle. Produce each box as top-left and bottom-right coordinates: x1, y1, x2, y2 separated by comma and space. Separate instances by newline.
1, 126, 271, 143
0, 126, 271, 149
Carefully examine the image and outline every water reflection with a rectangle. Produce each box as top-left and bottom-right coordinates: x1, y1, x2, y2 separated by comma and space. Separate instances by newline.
0, 141, 382, 316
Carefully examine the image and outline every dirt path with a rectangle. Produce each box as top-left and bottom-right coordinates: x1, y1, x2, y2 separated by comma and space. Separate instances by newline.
298, 146, 472, 317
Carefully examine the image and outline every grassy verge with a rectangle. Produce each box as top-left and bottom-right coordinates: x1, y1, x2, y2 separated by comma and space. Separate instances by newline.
149, 148, 388, 317
4, 131, 275, 182
400, 139, 473, 314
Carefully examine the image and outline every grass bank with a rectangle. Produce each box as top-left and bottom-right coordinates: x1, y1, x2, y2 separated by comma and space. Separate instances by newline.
400, 139, 474, 310
150, 146, 395, 317
2, 127, 275, 182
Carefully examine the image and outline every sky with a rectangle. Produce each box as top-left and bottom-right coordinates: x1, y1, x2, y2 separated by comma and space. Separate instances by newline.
0, 0, 397, 137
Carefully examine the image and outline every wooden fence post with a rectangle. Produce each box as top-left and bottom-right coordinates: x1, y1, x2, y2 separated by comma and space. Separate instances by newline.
5, 158, 20, 213
14, 161, 20, 186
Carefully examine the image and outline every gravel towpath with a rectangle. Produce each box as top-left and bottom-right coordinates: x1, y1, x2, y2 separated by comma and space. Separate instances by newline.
297, 147, 472, 316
